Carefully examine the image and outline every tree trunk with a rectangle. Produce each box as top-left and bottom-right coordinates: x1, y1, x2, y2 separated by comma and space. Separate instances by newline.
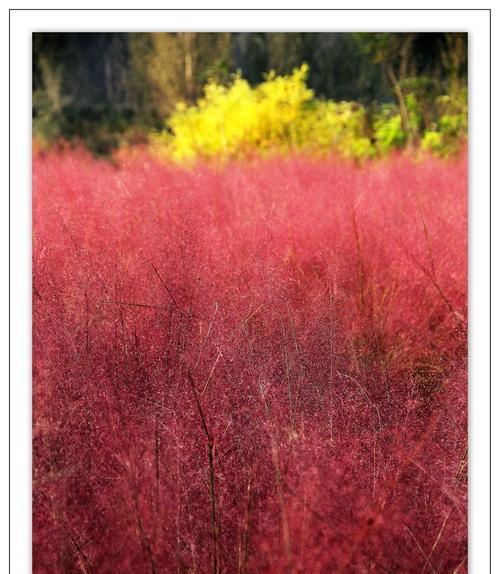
183, 33, 195, 102
385, 62, 413, 146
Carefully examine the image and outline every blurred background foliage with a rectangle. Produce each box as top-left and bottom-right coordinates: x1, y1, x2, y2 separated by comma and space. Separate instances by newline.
33, 32, 467, 158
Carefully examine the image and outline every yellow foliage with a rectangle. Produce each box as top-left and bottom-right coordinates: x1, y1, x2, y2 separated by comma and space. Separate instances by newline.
150, 64, 375, 162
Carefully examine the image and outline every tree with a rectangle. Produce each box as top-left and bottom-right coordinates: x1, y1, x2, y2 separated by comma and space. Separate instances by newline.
130, 33, 231, 119
354, 33, 467, 144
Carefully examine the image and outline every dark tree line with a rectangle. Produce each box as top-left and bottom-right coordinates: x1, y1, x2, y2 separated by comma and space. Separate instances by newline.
33, 32, 467, 152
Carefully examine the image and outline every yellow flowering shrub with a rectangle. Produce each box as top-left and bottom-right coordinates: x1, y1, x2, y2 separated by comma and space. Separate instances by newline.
151, 64, 375, 162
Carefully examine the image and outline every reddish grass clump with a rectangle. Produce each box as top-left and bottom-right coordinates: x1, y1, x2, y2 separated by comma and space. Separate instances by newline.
33, 148, 467, 573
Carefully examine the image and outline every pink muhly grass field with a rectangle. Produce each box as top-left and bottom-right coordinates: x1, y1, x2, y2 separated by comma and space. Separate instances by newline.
33, 148, 467, 573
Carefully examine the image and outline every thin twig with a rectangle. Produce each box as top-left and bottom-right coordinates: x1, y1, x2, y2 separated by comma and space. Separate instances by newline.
187, 372, 219, 574
337, 371, 383, 431
201, 350, 223, 398
406, 250, 464, 324
195, 303, 219, 368
259, 381, 294, 573
238, 472, 253, 574
200, 304, 264, 398
405, 525, 437, 574
452, 558, 467, 573
421, 508, 453, 574
151, 263, 184, 316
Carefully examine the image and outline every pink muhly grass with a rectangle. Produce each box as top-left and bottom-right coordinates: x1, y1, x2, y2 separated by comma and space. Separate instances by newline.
33, 148, 467, 573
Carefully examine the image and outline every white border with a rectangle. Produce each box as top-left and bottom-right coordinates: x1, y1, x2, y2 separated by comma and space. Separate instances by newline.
7, 7, 491, 573
491, 4, 499, 573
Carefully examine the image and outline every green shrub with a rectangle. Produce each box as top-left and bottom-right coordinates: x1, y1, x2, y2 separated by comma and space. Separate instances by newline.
373, 107, 406, 154
420, 90, 467, 156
